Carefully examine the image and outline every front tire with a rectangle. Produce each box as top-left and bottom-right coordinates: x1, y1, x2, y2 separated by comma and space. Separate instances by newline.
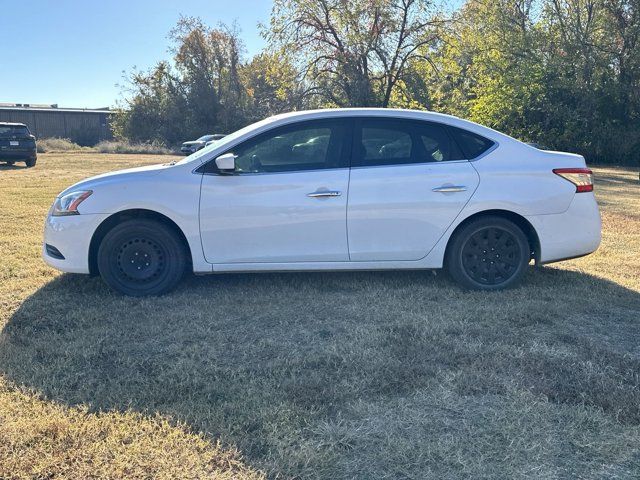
446, 216, 530, 290
97, 219, 187, 296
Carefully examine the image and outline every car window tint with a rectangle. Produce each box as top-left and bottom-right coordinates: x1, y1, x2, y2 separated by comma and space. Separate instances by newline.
449, 126, 495, 159
203, 120, 348, 174
234, 127, 331, 173
417, 124, 465, 162
357, 120, 415, 166
361, 126, 412, 164
356, 119, 467, 166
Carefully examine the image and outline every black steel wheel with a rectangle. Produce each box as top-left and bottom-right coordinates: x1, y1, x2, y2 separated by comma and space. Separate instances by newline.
446, 216, 530, 290
97, 219, 187, 296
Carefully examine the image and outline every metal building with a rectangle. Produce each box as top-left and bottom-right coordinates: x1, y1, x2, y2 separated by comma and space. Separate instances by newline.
0, 103, 113, 145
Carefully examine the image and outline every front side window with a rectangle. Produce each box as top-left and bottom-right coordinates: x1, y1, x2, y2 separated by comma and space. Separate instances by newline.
355, 119, 464, 167
202, 120, 349, 174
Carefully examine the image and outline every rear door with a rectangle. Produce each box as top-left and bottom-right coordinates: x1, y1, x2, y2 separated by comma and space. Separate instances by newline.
346, 118, 480, 261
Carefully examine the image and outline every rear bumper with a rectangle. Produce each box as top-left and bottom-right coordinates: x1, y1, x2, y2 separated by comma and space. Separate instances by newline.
526, 193, 601, 264
0, 150, 36, 160
42, 213, 109, 274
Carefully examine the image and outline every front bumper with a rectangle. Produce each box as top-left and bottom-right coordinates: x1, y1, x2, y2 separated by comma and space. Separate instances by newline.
42, 213, 110, 274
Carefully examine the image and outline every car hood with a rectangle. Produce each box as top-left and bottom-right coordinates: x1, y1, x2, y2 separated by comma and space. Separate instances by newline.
58, 163, 171, 197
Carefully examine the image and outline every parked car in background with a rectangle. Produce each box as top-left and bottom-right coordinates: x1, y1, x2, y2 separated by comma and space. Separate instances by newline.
43, 108, 601, 296
205, 135, 226, 147
0, 122, 37, 167
180, 134, 226, 155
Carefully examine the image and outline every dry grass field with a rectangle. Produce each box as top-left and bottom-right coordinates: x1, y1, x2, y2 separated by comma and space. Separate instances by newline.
0, 153, 639, 479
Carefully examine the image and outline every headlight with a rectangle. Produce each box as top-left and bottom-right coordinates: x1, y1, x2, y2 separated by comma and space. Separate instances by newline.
51, 190, 93, 216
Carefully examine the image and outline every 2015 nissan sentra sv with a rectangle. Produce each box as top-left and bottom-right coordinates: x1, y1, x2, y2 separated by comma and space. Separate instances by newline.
43, 109, 601, 296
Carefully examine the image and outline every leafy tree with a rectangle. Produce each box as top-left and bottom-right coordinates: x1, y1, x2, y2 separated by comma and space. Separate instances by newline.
242, 51, 303, 120
112, 61, 188, 144
426, 1, 547, 141
114, 17, 253, 143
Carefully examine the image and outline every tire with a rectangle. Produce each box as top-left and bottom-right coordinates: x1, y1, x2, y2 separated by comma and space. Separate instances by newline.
97, 219, 187, 296
25, 157, 36, 168
5, 161, 15, 166
446, 216, 530, 290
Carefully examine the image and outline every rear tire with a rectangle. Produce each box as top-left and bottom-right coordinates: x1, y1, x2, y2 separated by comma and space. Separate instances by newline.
25, 157, 36, 168
97, 219, 187, 296
446, 216, 530, 290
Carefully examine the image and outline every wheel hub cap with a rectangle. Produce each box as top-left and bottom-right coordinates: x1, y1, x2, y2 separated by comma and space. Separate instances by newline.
116, 239, 164, 282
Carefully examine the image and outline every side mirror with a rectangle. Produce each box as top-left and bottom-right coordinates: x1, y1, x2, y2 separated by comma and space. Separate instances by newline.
215, 152, 236, 171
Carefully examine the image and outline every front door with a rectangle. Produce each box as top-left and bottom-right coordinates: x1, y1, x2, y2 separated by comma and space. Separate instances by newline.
199, 119, 352, 264
347, 118, 480, 261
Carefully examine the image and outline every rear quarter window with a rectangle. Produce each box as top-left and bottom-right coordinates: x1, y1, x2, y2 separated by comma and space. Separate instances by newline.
449, 126, 495, 159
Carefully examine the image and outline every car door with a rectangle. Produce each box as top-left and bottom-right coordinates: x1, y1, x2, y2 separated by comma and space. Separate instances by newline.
347, 117, 480, 261
198, 119, 352, 264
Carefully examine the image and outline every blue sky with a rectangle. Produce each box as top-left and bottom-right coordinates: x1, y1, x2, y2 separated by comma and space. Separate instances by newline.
0, 0, 273, 108
0, 0, 463, 108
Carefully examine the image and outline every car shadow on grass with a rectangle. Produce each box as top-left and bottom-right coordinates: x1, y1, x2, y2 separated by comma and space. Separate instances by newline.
1, 268, 640, 477
0, 163, 29, 170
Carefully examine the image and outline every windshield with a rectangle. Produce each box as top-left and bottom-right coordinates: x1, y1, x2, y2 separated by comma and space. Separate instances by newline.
196, 135, 215, 142
0, 125, 29, 136
174, 117, 278, 166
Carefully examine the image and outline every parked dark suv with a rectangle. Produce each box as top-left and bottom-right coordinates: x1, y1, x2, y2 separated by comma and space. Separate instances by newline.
0, 122, 37, 167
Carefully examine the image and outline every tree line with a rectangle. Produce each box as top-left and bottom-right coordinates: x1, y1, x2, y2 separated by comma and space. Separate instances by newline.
112, 0, 640, 166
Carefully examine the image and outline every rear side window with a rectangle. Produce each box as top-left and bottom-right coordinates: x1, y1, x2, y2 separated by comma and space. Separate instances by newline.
361, 125, 412, 164
355, 119, 465, 167
416, 123, 465, 162
448, 126, 495, 159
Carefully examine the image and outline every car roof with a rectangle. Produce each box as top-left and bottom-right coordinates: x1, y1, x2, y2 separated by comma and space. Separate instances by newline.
262, 108, 516, 145
0, 122, 27, 127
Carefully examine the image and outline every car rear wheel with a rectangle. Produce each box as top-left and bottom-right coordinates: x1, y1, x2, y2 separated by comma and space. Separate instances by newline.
97, 219, 187, 296
446, 216, 530, 290
25, 157, 36, 168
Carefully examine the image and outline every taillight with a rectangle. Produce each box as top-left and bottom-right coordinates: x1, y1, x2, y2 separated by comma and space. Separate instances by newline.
553, 168, 594, 193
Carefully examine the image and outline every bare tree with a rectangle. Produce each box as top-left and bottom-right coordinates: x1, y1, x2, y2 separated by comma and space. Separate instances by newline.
267, 0, 445, 107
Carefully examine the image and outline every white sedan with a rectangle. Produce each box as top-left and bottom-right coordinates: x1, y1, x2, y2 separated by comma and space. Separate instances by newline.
43, 109, 601, 296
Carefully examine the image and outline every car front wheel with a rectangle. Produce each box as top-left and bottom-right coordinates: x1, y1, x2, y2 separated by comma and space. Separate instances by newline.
97, 219, 187, 296
446, 216, 530, 290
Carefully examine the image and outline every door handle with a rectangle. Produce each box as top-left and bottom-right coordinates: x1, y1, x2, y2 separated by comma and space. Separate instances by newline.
307, 190, 342, 198
432, 185, 467, 193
